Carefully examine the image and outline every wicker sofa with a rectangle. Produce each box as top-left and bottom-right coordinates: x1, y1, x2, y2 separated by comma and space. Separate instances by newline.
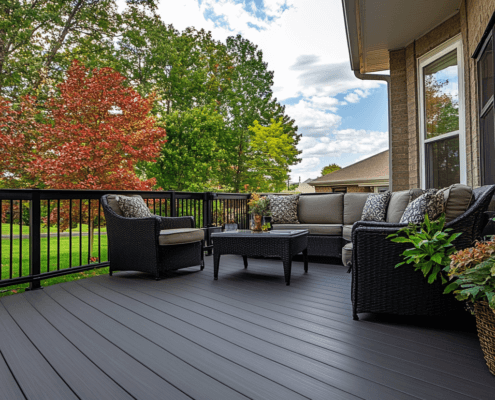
349, 185, 495, 319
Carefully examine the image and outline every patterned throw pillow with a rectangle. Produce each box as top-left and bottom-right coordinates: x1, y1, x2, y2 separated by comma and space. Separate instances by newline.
399, 191, 445, 224
361, 191, 392, 222
269, 195, 300, 224
117, 195, 153, 218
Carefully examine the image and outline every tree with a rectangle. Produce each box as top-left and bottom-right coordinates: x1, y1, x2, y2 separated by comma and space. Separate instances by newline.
219, 35, 300, 192
424, 75, 459, 138
0, 60, 166, 254
245, 119, 300, 192
321, 163, 341, 176
138, 104, 227, 191
0, 0, 157, 102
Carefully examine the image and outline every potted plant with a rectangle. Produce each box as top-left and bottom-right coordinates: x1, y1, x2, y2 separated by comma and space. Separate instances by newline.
224, 211, 238, 231
444, 238, 495, 375
248, 193, 270, 232
388, 213, 462, 284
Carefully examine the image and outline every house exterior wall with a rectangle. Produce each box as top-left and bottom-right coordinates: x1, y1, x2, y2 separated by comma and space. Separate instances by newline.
314, 186, 373, 193
388, 5, 494, 189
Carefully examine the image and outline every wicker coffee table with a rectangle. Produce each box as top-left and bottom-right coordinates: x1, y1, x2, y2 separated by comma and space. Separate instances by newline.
211, 229, 309, 285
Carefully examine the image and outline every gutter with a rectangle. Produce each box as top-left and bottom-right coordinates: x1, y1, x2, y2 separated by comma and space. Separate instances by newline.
353, 71, 393, 191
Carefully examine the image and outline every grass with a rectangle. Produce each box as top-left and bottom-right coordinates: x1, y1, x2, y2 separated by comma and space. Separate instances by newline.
1, 223, 107, 236
1, 234, 108, 298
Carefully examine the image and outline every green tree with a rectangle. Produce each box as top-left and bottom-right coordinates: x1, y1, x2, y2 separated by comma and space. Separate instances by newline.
220, 35, 300, 192
245, 119, 301, 193
321, 163, 341, 176
139, 104, 226, 191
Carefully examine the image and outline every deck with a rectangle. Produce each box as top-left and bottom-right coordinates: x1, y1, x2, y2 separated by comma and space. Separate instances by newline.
1, 255, 494, 400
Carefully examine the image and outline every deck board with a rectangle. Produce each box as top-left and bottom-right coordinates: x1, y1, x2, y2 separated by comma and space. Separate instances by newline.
1, 255, 495, 399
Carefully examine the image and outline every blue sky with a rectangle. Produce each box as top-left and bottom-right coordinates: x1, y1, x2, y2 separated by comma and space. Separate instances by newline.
149, 0, 389, 180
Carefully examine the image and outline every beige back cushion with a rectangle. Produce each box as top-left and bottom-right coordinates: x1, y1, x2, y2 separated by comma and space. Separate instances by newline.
386, 190, 412, 223
106, 194, 142, 216
438, 184, 473, 223
298, 194, 344, 224
343, 193, 369, 225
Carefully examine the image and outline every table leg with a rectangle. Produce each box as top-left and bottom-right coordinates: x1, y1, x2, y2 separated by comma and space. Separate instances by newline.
303, 248, 308, 273
283, 258, 292, 286
214, 253, 221, 280
242, 256, 248, 269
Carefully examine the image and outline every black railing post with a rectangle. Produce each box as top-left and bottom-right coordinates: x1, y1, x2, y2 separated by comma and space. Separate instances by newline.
203, 192, 214, 255
170, 191, 176, 217
28, 189, 42, 290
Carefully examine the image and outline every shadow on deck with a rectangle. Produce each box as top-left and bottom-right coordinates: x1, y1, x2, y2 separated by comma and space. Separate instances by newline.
1, 255, 494, 400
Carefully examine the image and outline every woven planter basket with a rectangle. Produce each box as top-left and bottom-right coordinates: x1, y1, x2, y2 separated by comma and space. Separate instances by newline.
474, 301, 495, 375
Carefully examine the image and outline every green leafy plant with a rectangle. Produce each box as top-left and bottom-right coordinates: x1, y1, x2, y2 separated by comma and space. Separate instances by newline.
387, 213, 462, 284
248, 193, 271, 216
444, 239, 495, 310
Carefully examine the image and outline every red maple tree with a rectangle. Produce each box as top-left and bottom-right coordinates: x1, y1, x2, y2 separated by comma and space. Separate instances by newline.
1, 61, 167, 259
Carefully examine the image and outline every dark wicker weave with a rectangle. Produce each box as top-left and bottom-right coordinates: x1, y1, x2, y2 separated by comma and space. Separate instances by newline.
101, 195, 204, 280
474, 301, 495, 375
307, 235, 344, 258
212, 230, 309, 285
350, 185, 495, 320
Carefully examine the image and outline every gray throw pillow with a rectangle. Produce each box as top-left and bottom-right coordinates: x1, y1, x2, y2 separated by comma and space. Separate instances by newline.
399, 191, 445, 224
117, 195, 153, 218
268, 195, 300, 224
361, 191, 392, 222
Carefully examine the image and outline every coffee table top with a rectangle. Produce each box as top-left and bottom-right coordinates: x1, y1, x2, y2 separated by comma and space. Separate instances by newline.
211, 229, 308, 238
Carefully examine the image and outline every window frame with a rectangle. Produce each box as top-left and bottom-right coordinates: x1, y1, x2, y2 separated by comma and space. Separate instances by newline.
417, 34, 467, 189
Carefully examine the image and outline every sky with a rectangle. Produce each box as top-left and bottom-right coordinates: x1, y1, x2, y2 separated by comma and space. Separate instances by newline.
139, 0, 390, 181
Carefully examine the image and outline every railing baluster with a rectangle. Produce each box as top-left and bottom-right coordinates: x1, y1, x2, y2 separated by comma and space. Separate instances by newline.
47, 199, 50, 272
79, 199, 82, 266
9, 200, 13, 279
19, 200, 23, 277
87, 199, 91, 265
28, 189, 41, 290
57, 199, 60, 271
98, 199, 101, 263
69, 199, 72, 268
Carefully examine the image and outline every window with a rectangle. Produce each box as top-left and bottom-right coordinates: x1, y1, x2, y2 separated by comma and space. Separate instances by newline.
475, 30, 495, 185
418, 36, 466, 189
332, 187, 347, 193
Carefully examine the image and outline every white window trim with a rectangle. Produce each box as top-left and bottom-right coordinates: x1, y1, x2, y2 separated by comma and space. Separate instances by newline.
417, 34, 466, 189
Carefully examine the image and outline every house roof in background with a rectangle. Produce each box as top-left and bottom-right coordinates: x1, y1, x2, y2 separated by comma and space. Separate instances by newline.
309, 150, 389, 186
341, 0, 460, 72
296, 182, 315, 193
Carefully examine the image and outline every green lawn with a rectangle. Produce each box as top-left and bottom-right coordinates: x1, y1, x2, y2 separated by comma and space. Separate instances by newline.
1, 234, 108, 298
1, 223, 107, 236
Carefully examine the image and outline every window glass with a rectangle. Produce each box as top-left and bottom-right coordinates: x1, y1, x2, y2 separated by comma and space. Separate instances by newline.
480, 37, 494, 109
424, 49, 459, 139
481, 106, 495, 184
425, 135, 460, 188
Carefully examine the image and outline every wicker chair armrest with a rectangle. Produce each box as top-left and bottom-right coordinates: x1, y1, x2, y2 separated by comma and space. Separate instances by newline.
351, 221, 407, 242
158, 216, 195, 230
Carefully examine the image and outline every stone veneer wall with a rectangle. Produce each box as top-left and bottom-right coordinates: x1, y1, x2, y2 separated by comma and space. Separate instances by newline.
388, 2, 495, 189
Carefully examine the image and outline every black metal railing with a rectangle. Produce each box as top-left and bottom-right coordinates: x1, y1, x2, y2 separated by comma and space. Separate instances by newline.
0, 189, 250, 290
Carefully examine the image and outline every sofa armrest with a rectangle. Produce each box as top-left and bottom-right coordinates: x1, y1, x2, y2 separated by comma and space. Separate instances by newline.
158, 216, 195, 230
351, 220, 407, 243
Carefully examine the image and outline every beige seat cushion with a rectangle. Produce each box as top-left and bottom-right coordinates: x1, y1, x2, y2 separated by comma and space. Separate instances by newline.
298, 194, 344, 224
438, 184, 473, 223
106, 194, 142, 216
342, 242, 353, 267
159, 228, 204, 245
272, 223, 342, 236
343, 193, 369, 225
342, 225, 353, 241
386, 190, 412, 223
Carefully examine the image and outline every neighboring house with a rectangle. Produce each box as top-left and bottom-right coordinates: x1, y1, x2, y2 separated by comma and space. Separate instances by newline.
296, 178, 316, 193
342, 0, 495, 190
309, 150, 389, 193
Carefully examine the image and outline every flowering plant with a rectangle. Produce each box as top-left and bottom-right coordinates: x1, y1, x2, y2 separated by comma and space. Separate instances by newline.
248, 193, 270, 216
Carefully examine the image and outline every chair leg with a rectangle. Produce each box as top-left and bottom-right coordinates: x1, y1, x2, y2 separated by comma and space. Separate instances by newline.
109, 267, 113, 277
200, 242, 205, 271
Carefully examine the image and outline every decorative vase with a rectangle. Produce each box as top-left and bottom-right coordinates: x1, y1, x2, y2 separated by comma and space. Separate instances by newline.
250, 214, 263, 231
474, 301, 495, 375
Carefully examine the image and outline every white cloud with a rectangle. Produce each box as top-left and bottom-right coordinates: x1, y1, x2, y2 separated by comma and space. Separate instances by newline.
301, 129, 388, 157
286, 100, 341, 136
344, 89, 371, 104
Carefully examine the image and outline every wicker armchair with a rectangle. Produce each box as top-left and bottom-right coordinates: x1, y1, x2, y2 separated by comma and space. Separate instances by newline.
350, 185, 495, 320
101, 195, 204, 280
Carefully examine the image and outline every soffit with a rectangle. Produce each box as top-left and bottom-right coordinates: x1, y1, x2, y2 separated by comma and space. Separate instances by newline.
342, 0, 462, 73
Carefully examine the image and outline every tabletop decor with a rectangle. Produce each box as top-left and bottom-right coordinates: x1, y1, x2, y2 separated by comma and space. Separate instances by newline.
248, 193, 270, 231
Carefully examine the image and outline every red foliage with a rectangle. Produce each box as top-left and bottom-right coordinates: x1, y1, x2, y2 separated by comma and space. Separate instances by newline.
30, 60, 166, 190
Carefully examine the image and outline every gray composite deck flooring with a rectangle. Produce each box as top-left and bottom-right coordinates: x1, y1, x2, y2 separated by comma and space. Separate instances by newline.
1, 255, 495, 400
